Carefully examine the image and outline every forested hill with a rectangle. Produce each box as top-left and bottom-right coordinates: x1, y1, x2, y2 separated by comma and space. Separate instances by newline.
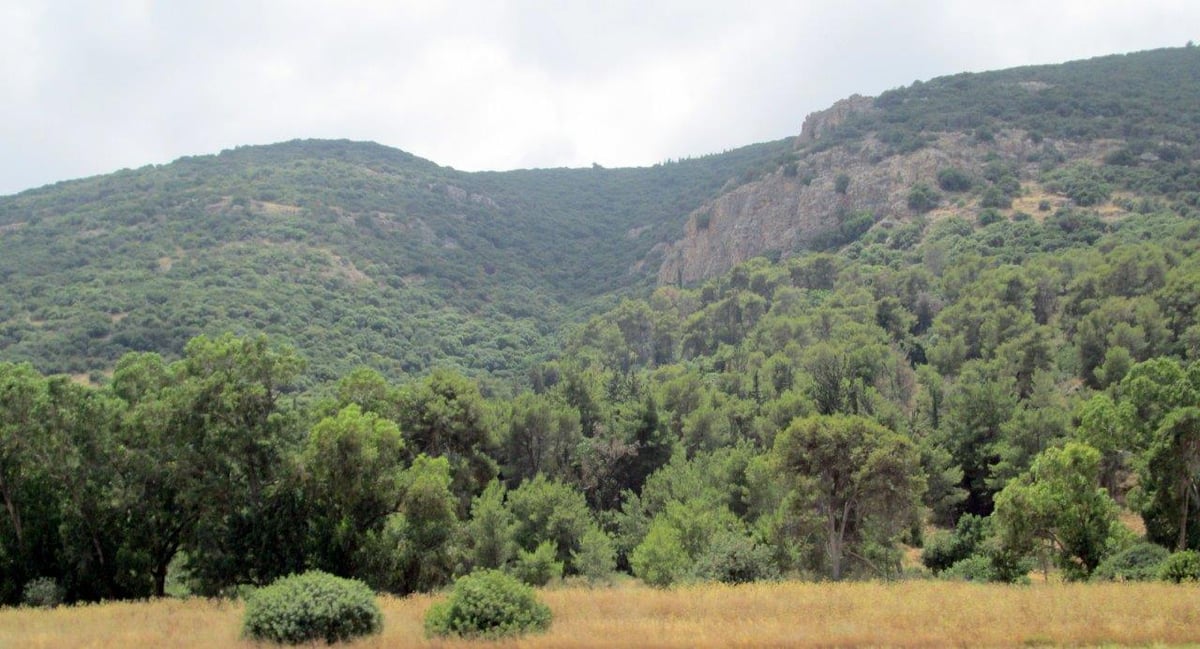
2, 46, 1199, 387
0, 137, 790, 385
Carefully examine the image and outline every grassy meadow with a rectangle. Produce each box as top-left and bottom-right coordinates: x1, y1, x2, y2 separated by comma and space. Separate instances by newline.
5, 580, 1200, 648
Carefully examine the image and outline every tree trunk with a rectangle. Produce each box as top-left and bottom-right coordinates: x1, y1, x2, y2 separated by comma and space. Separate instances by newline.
0, 479, 22, 546
1178, 478, 1191, 552
154, 559, 169, 598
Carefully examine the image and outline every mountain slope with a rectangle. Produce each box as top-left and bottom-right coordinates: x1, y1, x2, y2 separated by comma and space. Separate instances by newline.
0, 138, 790, 385
656, 46, 1200, 284
3, 46, 1198, 387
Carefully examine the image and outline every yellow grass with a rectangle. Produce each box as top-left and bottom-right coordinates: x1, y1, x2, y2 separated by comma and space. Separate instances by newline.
5, 580, 1200, 648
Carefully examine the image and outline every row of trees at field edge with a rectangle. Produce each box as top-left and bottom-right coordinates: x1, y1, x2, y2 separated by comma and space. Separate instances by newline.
3, 333, 1200, 603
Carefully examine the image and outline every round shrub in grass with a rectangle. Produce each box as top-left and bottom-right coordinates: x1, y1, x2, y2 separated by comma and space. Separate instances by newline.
1159, 550, 1200, 583
242, 571, 382, 644
1092, 542, 1169, 582
21, 577, 64, 608
424, 570, 552, 639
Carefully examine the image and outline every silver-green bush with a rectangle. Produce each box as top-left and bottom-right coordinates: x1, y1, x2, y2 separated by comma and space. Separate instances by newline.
424, 570, 551, 639
21, 577, 64, 608
242, 571, 381, 644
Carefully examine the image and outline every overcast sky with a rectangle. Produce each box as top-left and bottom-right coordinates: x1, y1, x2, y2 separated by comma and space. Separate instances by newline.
1, 1, 1197, 196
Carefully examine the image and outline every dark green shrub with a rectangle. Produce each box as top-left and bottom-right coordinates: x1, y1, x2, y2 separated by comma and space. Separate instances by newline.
834, 173, 851, 195
1092, 542, 1169, 582
512, 540, 563, 587
922, 514, 987, 573
1043, 163, 1111, 207
921, 532, 963, 573
21, 577, 64, 608
978, 208, 1003, 225
937, 168, 973, 192
941, 551, 1030, 584
907, 183, 940, 213
424, 570, 552, 639
242, 571, 382, 645
979, 185, 1012, 209
1103, 147, 1137, 167
1159, 550, 1200, 583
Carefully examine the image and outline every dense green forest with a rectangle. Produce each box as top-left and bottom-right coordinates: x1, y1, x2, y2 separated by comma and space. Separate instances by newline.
0, 138, 791, 386
4, 46, 1200, 604
6, 204, 1200, 602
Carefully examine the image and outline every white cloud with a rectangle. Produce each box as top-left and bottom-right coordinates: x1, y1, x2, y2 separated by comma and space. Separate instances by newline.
1, 0, 1197, 195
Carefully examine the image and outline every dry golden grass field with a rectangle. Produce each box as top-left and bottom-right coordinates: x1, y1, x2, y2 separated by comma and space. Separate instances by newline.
4, 580, 1200, 648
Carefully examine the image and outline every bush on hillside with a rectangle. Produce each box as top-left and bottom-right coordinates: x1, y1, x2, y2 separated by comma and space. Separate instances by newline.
979, 185, 1013, 209
834, 173, 851, 195
424, 570, 552, 639
907, 183, 940, 213
937, 167, 973, 192
242, 571, 382, 645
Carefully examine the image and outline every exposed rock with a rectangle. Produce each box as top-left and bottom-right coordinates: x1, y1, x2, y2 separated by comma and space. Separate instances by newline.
656, 130, 1113, 286
795, 94, 878, 146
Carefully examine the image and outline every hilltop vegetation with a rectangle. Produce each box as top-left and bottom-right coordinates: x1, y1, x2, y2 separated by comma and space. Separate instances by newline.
821, 46, 1200, 154
0, 138, 790, 385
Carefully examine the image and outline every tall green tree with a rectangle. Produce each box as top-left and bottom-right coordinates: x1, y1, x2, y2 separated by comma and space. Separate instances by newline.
465, 480, 517, 571
397, 369, 498, 509
39, 377, 130, 601
993, 442, 1119, 579
937, 362, 1016, 518
507, 474, 597, 574
302, 404, 405, 576
772, 414, 923, 580
502, 392, 581, 486
1139, 408, 1200, 551
0, 363, 63, 604
362, 454, 460, 594
110, 335, 304, 596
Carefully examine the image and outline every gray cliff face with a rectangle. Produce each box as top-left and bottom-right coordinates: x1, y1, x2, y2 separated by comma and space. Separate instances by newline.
795, 94, 877, 146
656, 112, 1111, 286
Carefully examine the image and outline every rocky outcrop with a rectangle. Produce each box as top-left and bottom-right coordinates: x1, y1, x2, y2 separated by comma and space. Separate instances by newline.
796, 94, 877, 146
656, 130, 1100, 286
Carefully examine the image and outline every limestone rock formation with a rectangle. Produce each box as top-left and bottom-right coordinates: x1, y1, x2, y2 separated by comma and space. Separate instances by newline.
656, 121, 1107, 286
